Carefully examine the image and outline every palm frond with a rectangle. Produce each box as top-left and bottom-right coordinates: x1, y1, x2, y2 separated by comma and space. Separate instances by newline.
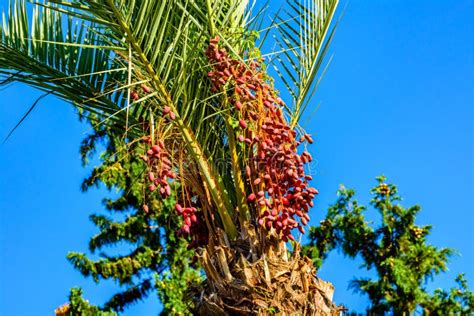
271, 0, 339, 126
1, 0, 253, 238
1, 0, 340, 243
0, 1, 133, 129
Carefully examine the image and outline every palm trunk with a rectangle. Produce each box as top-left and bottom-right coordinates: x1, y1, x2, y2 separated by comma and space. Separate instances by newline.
191, 228, 341, 315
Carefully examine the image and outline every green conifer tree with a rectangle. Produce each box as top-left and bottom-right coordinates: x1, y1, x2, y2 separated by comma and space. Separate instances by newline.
421, 273, 474, 315
303, 176, 473, 315
55, 288, 115, 316
63, 121, 200, 314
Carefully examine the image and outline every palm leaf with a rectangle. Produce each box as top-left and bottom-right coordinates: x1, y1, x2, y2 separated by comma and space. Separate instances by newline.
0, 1, 134, 130
271, 0, 339, 127
1, 0, 254, 239
1, 0, 340, 242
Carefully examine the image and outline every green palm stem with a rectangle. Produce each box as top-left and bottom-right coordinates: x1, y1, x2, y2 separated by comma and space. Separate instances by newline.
225, 118, 250, 223
220, 88, 250, 224
105, 0, 237, 239
205, 0, 216, 37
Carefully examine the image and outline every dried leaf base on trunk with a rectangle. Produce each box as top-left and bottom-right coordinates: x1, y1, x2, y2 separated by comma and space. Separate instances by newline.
190, 229, 342, 315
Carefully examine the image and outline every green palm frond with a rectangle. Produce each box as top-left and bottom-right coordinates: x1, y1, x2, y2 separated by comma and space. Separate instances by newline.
271, 0, 339, 126
1, 0, 339, 241
1, 0, 254, 238
0, 1, 132, 128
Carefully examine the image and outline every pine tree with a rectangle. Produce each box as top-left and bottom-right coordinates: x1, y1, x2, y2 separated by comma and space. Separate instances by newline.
422, 274, 474, 315
65, 122, 200, 314
303, 176, 473, 315
55, 288, 115, 316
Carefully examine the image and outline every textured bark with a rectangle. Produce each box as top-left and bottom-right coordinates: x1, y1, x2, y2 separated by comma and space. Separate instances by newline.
191, 228, 342, 315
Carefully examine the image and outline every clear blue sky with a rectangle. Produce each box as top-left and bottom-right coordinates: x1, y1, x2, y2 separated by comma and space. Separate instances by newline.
1, 1, 473, 315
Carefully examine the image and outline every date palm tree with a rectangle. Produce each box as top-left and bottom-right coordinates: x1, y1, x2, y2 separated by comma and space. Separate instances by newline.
1, 0, 340, 314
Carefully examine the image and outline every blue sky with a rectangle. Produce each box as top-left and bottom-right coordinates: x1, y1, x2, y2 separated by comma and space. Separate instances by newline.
1, 1, 473, 315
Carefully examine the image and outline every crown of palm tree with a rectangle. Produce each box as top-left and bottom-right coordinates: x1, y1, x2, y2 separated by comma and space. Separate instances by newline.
1, 0, 338, 242
2, 1, 341, 314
